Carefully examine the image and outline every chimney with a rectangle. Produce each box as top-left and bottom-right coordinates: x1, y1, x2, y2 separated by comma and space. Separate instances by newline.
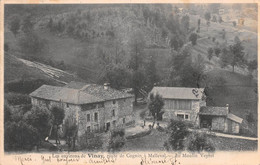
104, 83, 110, 90
226, 104, 229, 113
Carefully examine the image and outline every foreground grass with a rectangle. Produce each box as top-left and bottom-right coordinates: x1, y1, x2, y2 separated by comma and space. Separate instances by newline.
123, 130, 257, 151
208, 135, 257, 151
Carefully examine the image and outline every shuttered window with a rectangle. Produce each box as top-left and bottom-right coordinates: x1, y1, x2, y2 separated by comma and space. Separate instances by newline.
165, 99, 191, 110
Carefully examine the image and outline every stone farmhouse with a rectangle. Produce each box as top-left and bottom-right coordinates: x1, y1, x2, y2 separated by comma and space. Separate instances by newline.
149, 87, 206, 125
30, 81, 134, 136
149, 87, 243, 134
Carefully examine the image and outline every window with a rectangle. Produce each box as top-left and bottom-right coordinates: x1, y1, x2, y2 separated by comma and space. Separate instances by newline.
94, 112, 98, 122
177, 113, 189, 120
87, 126, 91, 132
113, 100, 116, 104
112, 109, 115, 117
177, 114, 184, 119
123, 118, 125, 124
87, 114, 90, 122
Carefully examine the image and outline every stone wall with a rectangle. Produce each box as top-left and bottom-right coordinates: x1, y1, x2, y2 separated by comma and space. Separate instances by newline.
31, 96, 134, 136
162, 99, 200, 126
212, 117, 226, 131
231, 120, 240, 134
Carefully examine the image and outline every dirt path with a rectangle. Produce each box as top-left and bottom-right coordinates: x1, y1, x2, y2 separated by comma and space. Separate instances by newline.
9, 54, 75, 84
190, 129, 257, 141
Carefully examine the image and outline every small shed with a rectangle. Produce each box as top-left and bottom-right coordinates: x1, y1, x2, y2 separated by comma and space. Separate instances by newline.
199, 106, 243, 134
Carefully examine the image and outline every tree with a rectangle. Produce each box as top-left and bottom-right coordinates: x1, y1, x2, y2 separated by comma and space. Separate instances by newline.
220, 47, 230, 68
9, 15, 20, 37
248, 59, 257, 75
204, 12, 211, 31
214, 47, 221, 57
229, 37, 245, 72
170, 35, 181, 50
104, 66, 130, 89
204, 12, 211, 22
186, 132, 215, 152
207, 47, 214, 60
51, 106, 65, 144
212, 15, 217, 22
129, 30, 145, 71
220, 38, 245, 72
131, 70, 146, 105
218, 16, 223, 23
18, 32, 47, 58
189, 33, 197, 45
222, 28, 226, 39
145, 55, 159, 92
64, 116, 78, 151
24, 106, 52, 143
129, 30, 146, 104
164, 120, 189, 150
47, 17, 53, 32
181, 15, 190, 33
21, 15, 34, 33
148, 93, 164, 127
197, 18, 201, 33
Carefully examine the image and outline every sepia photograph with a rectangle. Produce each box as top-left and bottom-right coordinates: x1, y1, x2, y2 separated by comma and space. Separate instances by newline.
2, 2, 258, 159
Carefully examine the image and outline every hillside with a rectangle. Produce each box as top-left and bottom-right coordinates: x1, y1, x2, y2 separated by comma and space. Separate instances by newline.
206, 69, 257, 136
4, 52, 80, 84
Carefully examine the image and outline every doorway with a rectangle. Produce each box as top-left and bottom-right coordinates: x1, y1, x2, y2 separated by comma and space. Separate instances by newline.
200, 115, 212, 129
106, 122, 110, 131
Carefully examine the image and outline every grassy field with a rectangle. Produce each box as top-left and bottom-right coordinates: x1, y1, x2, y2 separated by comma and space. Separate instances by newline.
123, 130, 257, 151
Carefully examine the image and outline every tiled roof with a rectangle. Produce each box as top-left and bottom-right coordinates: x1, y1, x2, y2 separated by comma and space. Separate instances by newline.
30, 85, 103, 104
227, 113, 243, 124
150, 87, 204, 100
30, 82, 134, 104
82, 84, 133, 101
199, 106, 229, 116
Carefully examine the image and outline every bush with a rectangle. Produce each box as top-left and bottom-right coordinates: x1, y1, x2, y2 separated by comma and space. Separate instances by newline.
126, 129, 152, 140
186, 132, 215, 152
108, 129, 126, 152
166, 119, 190, 150
5, 78, 49, 94
189, 33, 197, 45
5, 121, 38, 151
78, 132, 103, 150
111, 128, 125, 138
24, 106, 52, 141
6, 93, 31, 105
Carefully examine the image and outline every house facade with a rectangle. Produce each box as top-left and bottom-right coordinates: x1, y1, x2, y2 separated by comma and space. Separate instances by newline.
149, 87, 206, 125
30, 82, 134, 136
